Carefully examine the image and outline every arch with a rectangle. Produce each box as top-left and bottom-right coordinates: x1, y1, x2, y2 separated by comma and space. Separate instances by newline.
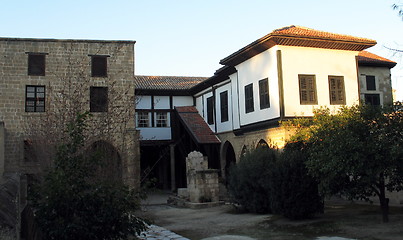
240, 145, 248, 159
256, 139, 269, 149
221, 141, 236, 181
88, 140, 122, 182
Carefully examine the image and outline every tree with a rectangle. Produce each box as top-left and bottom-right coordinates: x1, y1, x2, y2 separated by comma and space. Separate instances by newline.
30, 112, 147, 240
286, 105, 403, 222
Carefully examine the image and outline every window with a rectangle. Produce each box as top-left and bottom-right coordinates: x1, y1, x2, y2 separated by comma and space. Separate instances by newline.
28, 54, 45, 76
220, 91, 228, 122
137, 112, 150, 127
25, 85, 45, 112
91, 56, 108, 77
245, 83, 254, 113
259, 78, 270, 109
365, 94, 380, 106
299, 75, 317, 105
328, 76, 346, 105
366, 75, 376, 91
207, 96, 214, 125
90, 87, 108, 112
156, 112, 168, 127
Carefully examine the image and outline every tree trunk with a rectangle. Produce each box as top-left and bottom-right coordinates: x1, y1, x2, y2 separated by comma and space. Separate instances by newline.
379, 177, 389, 223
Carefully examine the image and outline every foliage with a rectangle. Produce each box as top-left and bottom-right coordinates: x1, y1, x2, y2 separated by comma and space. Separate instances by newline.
227, 147, 277, 213
285, 105, 403, 222
30, 112, 147, 240
270, 141, 323, 220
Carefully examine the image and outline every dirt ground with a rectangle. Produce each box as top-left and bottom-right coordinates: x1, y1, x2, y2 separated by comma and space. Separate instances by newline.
139, 195, 403, 240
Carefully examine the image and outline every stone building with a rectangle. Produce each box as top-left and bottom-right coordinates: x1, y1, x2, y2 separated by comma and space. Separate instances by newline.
0, 38, 139, 187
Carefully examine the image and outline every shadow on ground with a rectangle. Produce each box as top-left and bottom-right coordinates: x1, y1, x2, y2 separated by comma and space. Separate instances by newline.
138, 192, 403, 240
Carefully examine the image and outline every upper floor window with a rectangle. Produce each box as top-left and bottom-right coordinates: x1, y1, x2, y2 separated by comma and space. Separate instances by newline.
156, 112, 169, 127
366, 75, 376, 91
299, 74, 317, 105
220, 91, 229, 122
25, 85, 45, 112
137, 112, 150, 127
259, 78, 270, 109
245, 83, 254, 113
90, 87, 108, 112
207, 96, 214, 125
28, 53, 46, 76
365, 94, 380, 106
328, 76, 346, 105
91, 55, 108, 77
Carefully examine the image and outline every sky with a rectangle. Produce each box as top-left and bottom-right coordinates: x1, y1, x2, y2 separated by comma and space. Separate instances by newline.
1, 0, 403, 100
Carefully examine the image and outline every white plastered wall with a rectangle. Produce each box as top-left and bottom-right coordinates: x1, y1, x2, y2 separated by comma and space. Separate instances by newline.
279, 45, 360, 117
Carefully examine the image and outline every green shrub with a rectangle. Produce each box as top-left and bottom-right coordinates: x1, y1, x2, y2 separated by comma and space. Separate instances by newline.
271, 142, 324, 220
30, 112, 147, 240
227, 147, 277, 213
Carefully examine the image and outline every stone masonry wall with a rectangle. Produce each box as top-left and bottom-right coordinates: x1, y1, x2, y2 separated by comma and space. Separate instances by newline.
186, 151, 219, 203
0, 38, 140, 187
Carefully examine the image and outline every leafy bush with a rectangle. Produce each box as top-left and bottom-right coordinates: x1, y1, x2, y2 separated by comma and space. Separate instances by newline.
270, 142, 323, 220
30, 112, 147, 240
228, 143, 323, 220
227, 147, 277, 213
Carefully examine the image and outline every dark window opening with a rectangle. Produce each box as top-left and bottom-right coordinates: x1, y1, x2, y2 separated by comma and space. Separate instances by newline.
299, 74, 317, 105
365, 94, 380, 106
245, 83, 254, 113
366, 75, 376, 91
90, 87, 108, 112
25, 85, 45, 112
91, 56, 108, 77
28, 54, 45, 76
329, 76, 346, 105
220, 91, 229, 122
259, 78, 270, 109
207, 96, 214, 125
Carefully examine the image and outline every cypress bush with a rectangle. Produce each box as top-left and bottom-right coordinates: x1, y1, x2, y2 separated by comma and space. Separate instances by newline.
227, 147, 277, 213
270, 142, 324, 220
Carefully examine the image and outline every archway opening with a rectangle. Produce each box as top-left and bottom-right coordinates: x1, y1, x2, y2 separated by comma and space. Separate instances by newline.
256, 139, 269, 149
222, 141, 236, 182
89, 140, 122, 182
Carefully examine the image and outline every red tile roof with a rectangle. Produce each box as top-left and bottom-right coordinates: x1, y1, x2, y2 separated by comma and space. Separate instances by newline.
220, 25, 377, 66
134, 75, 207, 90
175, 106, 221, 144
358, 51, 397, 68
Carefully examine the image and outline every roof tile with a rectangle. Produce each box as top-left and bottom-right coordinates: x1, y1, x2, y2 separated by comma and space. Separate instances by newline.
358, 51, 397, 68
134, 75, 207, 90
176, 106, 220, 144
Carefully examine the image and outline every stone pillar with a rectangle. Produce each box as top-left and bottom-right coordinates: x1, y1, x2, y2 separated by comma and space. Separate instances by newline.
170, 144, 176, 192
0, 122, 4, 180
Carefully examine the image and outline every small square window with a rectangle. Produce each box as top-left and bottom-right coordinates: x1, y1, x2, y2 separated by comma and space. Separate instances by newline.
28, 54, 45, 76
25, 85, 45, 112
156, 112, 169, 127
91, 56, 108, 77
137, 112, 150, 127
365, 94, 380, 106
90, 87, 108, 112
366, 76, 376, 91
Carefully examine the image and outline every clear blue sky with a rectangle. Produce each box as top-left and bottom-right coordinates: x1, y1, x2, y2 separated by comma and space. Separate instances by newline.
1, 0, 403, 100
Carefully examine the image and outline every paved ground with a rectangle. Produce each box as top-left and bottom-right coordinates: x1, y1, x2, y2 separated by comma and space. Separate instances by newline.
138, 191, 357, 240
